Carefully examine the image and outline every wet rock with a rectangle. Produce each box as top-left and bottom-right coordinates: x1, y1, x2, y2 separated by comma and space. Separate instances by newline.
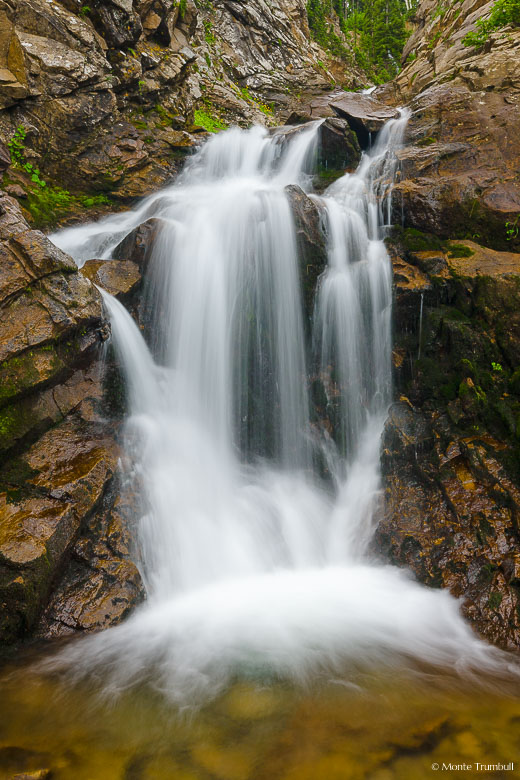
382, 400, 435, 463
37, 492, 144, 637
112, 218, 163, 270
81, 259, 141, 303
317, 117, 361, 181
0, 411, 118, 643
0, 194, 106, 450
383, 231, 520, 648
285, 184, 327, 322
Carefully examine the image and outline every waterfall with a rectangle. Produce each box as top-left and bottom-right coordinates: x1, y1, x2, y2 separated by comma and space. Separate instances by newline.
49, 116, 516, 702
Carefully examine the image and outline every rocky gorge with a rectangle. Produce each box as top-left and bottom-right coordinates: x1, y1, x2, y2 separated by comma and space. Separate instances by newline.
1, 0, 520, 666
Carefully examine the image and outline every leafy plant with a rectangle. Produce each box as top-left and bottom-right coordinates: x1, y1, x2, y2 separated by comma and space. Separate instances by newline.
463, 0, 520, 48
203, 19, 216, 46
506, 216, 519, 241
193, 108, 227, 133
8, 126, 46, 188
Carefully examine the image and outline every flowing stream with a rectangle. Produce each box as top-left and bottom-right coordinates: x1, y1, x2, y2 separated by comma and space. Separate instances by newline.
49, 116, 516, 704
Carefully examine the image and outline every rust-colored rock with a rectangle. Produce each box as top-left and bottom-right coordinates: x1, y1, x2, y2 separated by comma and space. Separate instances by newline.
0, 193, 106, 453
0, 411, 118, 643
37, 493, 144, 637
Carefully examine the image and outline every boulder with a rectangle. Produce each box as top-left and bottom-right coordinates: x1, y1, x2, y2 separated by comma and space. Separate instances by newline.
317, 117, 361, 182
37, 492, 144, 638
285, 184, 327, 322
112, 217, 163, 270
330, 93, 399, 145
0, 411, 118, 643
81, 259, 141, 303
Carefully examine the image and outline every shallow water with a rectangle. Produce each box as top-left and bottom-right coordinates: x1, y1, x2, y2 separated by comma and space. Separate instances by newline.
0, 649, 519, 780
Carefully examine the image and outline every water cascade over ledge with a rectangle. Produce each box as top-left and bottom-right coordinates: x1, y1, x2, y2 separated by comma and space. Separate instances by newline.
50, 116, 518, 703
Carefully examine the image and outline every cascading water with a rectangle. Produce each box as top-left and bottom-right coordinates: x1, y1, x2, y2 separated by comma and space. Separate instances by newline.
49, 115, 516, 702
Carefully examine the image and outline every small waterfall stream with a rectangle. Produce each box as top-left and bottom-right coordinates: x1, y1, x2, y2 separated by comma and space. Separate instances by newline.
50, 116, 515, 702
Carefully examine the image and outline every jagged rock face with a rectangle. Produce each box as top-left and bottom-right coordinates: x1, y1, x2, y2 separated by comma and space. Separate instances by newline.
0, 194, 105, 453
374, 0, 520, 252
0, 193, 144, 644
380, 233, 520, 648
386, 0, 520, 102
0, 0, 364, 209
391, 84, 520, 252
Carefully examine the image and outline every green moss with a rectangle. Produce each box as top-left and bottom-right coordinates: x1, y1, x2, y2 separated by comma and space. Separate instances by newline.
393, 226, 447, 254
0, 347, 62, 408
193, 108, 227, 133
447, 244, 474, 259
24, 186, 113, 230
487, 591, 503, 610
417, 136, 437, 147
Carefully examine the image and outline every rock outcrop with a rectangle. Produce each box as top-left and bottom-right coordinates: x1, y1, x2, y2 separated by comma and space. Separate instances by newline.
0, 0, 366, 226
0, 194, 143, 644
375, 0, 520, 251
380, 231, 520, 647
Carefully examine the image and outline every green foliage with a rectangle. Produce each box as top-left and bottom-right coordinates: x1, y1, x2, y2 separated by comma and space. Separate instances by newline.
203, 19, 216, 46
79, 4, 91, 16
8, 126, 47, 188
24, 186, 112, 229
307, 0, 410, 81
487, 591, 503, 610
463, 0, 520, 48
193, 108, 227, 133
238, 86, 273, 116
307, 0, 347, 55
506, 216, 519, 241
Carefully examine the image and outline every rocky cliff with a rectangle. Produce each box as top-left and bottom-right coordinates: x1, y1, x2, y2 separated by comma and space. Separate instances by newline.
372, 0, 520, 648
0, 0, 364, 222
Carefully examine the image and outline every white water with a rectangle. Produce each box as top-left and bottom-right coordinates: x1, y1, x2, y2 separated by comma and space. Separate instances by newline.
50, 117, 517, 701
